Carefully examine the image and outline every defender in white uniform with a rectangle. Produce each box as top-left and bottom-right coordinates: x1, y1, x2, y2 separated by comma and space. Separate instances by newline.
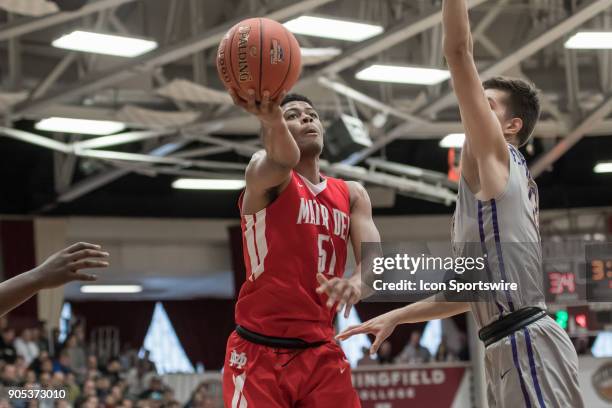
336, 1, 583, 407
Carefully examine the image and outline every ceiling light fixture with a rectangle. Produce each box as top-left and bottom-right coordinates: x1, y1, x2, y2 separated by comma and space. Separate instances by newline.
565, 32, 612, 49
356, 64, 450, 85
80, 285, 143, 294
594, 162, 612, 173
52, 30, 158, 57
35, 117, 126, 135
284, 16, 383, 42
172, 179, 246, 190
439, 133, 465, 148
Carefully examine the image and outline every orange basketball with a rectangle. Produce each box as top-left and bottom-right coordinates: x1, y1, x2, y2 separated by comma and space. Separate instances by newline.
216, 17, 302, 102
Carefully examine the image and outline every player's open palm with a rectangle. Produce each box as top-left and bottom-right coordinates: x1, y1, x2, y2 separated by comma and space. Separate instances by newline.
228, 88, 287, 126
336, 313, 397, 355
32, 242, 109, 289
316, 273, 361, 318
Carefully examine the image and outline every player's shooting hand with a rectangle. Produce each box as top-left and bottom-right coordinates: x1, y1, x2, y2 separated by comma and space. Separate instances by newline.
335, 312, 398, 355
316, 273, 361, 318
228, 88, 287, 126
30, 242, 109, 289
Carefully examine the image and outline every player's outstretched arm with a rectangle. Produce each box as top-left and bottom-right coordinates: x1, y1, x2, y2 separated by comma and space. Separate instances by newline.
0, 242, 109, 317
442, 0, 509, 199
336, 298, 470, 354
229, 88, 299, 193
316, 182, 381, 318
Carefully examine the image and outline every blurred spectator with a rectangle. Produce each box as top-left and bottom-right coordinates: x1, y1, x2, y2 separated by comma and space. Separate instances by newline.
85, 354, 101, 379
80, 395, 99, 408
118, 399, 134, 408
41, 357, 54, 375
120, 343, 139, 371
184, 383, 216, 408
163, 387, 175, 403
50, 371, 65, 389
52, 351, 72, 375
56, 400, 70, 408
51, 328, 61, 357
125, 363, 155, 398
138, 376, 166, 401
110, 384, 124, 402
1, 364, 19, 387
396, 331, 431, 364
40, 372, 51, 389
74, 379, 96, 407
14, 328, 40, 366
435, 335, 458, 362
63, 335, 86, 376
64, 372, 81, 404
96, 376, 112, 400
356, 347, 377, 367
104, 358, 123, 384
24, 369, 37, 385
74, 324, 86, 345
32, 324, 49, 354
30, 350, 50, 375
0, 329, 17, 364
139, 350, 157, 374
377, 341, 394, 364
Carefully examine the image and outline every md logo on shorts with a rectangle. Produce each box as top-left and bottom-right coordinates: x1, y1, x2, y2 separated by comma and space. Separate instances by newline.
229, 349, 248, 370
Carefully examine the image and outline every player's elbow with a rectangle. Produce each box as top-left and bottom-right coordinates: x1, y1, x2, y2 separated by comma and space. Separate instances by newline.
443, 36, 472, 62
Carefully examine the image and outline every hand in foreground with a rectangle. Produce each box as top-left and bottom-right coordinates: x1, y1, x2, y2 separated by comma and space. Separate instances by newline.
228, 88, 287, 126
316, 273, 361, 318
336, 313, 398, 355
31, 242, 109, 289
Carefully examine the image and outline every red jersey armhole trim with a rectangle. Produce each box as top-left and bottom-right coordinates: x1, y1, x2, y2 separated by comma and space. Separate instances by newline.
238, 171, 298, 217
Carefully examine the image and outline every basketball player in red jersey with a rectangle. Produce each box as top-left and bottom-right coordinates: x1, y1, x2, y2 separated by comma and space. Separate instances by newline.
222, 88, 380, 407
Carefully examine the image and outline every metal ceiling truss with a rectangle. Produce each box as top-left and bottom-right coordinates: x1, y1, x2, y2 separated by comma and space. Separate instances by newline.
0, 0, 140, 41
0, 124, 457, 205
9, 0, 336, 119
2, 0, 612, 207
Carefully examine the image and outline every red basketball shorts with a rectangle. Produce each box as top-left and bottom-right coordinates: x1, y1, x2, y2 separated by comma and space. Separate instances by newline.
222, 330, 361, 408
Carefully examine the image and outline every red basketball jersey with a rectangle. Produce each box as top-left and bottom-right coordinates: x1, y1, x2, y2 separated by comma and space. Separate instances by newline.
235, 170, 351, 342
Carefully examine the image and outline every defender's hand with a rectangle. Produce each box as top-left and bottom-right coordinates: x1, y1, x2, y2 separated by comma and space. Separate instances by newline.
316, 273, 361, 318
31, 242, 109, 289
336, 313, 398, 355
228, 88, 287, 126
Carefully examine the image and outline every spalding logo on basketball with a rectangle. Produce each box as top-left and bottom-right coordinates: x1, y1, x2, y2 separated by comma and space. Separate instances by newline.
216, 17, 302, 101
592, 361, 612, 402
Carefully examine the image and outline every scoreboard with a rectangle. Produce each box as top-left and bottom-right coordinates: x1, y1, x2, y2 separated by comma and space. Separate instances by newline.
586, 243, 612, 302
543, 242, 612, 303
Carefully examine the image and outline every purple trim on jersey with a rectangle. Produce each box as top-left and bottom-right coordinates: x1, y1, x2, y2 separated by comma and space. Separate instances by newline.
477, 201, 505, 315
490, 199, 516, 312
523, 328, 547, 408
510, 333, 533, 408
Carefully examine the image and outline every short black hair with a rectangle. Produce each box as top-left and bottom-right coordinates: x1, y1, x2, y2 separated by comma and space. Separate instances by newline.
281, 93, 315, 109
482, 76, 541, 146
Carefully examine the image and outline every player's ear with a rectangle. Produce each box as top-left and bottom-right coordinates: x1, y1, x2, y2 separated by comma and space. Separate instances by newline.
505, 117, 522, 136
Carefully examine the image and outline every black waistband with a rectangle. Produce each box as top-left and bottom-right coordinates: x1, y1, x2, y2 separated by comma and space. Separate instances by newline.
478, 307, 546, 347
236, 325, 328, 349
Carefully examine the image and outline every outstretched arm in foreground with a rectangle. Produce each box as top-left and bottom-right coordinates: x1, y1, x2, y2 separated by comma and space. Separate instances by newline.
0, 242, 109, 317
337, 298, 470, 354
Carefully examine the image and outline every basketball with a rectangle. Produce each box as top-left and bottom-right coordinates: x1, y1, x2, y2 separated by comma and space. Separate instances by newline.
216, 17, 302, 101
